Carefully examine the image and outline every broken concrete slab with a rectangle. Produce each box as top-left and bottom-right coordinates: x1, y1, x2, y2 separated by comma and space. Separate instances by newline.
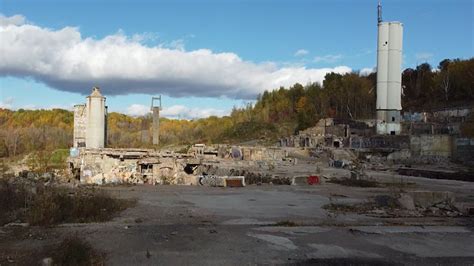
408, 191, 455, 208
222, 218, 273, 225
247, 233, 297, 250
307, 243, 382, 259
253, 226, 331, 235
349, 226, 471, 234
198, 175, 226, 187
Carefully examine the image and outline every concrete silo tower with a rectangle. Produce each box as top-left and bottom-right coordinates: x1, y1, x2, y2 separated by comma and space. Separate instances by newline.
86, 87, 107, 148
376, 1, 403, 135
151, 96, 162, 146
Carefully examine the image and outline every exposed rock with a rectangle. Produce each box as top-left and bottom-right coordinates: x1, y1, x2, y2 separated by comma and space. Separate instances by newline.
398, 193, 416, 210
41, 257, 53, 266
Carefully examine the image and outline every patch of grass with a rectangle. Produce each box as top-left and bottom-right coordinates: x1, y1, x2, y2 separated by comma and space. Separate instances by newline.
382, 181, 416, 189
0, 180, 135, 226
322, 203, 367, 213
274, 220, 298, 227
0, 158, 12, 177
328, 178, 380, 188
50, 236, 105, 265
0, 180, 29, 224
373, 195, 400, 209
176, 145, 191, 154
28, 187, 135, 226
329, 193, 348, 198
244, 173, 272, 185
49, 149, 69, 169
271, 177, 293, 185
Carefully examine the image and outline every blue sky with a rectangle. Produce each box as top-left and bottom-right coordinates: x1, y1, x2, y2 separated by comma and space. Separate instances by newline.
0, 0, 472, 118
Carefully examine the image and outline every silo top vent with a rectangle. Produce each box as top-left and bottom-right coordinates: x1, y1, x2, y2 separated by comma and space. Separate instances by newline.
89, 86, 103, 98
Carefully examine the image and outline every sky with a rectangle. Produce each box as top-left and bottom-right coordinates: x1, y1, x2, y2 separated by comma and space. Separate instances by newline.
0, 0, 472, 119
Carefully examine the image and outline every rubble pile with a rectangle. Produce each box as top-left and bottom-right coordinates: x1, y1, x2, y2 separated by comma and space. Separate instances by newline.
326, 191, 466, 218
371, 191, 464, 217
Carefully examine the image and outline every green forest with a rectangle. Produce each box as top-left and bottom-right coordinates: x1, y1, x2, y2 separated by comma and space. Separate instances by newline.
0, 58, 473, 158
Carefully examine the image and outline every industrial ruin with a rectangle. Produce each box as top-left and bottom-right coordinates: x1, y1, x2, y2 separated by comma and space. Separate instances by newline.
67, 6, 473, 188
2, 2, 474, 265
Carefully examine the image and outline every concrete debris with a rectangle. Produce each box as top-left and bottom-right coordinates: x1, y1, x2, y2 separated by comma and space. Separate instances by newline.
397, 193, 416, 210
387, 150, 411, 161
226, 176, 246, 187
41, 257, 53, 266
60, 110, 474, 191
387, 192, 462, 217
293, 175, 321, 185
198, 175, 227, 187
198, 175, 245, 187
4, 222, 29, 228
408, 191, 455, 209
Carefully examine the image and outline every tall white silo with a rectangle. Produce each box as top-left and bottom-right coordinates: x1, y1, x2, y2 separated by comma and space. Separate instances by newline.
376, 3, 403, 135
86, 87, 106, 148
387, 22, 403, 111
376, 22, 389, 111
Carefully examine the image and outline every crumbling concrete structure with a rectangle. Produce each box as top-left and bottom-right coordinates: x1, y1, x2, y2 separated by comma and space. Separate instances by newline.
73, 87, 108, 148
69, 148, 197, 185
151, 96, 161, 146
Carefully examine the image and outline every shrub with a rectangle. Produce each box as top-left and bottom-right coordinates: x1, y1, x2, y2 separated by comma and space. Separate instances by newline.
28, 187, 134, 226
0, 180, 134, 226
51, 236, 105, 265
328, 177, 380, 188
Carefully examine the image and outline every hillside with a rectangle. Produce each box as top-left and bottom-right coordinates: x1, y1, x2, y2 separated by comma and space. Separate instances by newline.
0, 58, 472, 158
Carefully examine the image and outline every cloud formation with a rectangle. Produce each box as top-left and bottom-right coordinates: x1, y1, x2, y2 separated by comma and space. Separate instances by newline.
126, 103, 227, 119
0, 96, 14, 109
126, 104, 150, 116
0, 14, 351, 99
314, 54, 343, 64
415, 52, 434, 62
294, 49, 309, 57
359, 67, 375, 76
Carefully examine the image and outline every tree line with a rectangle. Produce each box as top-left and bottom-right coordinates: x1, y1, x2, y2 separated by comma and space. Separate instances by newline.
0, 57, 472, 157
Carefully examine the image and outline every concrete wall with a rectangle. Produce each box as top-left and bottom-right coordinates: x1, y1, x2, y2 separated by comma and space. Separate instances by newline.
241, 147, 286, 161
453, 138, 474, 165
71, 149, 194, 185
152, 107, 160, 145
73, 104, 87, 147
410, 135, 453, 157
350, 135, 410, 150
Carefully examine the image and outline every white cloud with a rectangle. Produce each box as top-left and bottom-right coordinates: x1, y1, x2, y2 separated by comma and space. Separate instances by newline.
313, 54, 342, 63
0, 96, 14, 109
359, 67, 375, 76
21, 104, 73, 110
161, 105, 228, 119
131, 32, 160, 43
294, 49, 309, 57
0, 100, 74, 111
168, 39, 185, 51
415, 52, 434, 62
126, 104, 150, 116
314, 54, 343, 64
21, 104, 37, 110
0, 14, 25, 26
125, 103, 228, 119
0, 14, 352, 99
